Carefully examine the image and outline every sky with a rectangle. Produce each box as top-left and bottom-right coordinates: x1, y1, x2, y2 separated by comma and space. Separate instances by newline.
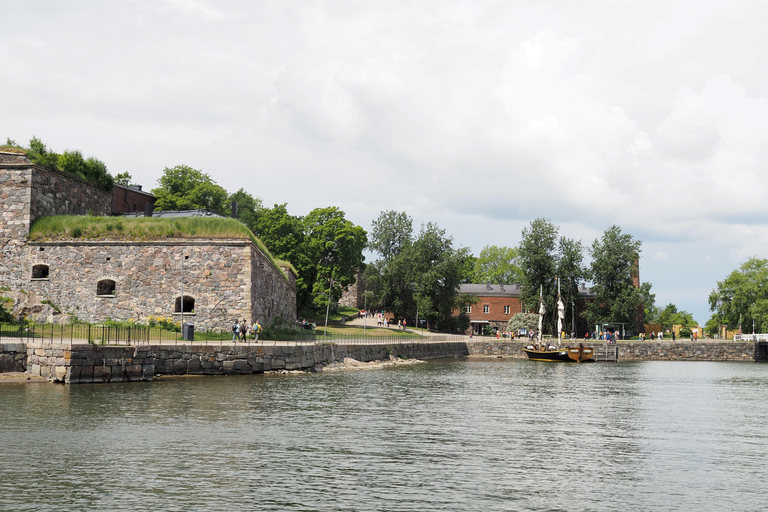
2, 0, 767, 325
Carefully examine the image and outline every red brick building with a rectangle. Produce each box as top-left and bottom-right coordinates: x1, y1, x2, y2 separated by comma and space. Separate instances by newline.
112, 184, 155, 215
459, 283, 596, 336
460, 283, 524, 335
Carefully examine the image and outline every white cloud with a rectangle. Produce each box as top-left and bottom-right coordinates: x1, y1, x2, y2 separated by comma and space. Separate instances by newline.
2, 0, 768, 325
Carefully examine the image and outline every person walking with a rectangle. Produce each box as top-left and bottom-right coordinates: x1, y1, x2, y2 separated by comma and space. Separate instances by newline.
232, 319, 240, 342
254, 320, 262, 342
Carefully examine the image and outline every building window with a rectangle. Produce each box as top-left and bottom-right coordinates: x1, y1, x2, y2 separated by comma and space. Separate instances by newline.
465, 305, 472, 314
96, 279, 116, 296
175, 295, 195, 313
504, 305, 510, 314
32, 264, 50, 279
483, 305, 490, 314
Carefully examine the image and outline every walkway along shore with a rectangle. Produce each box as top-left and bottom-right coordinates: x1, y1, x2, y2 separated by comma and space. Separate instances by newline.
1, 338, 766, 384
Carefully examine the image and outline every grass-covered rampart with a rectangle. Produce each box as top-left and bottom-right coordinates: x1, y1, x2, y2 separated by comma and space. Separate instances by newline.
28, 215, 297, 280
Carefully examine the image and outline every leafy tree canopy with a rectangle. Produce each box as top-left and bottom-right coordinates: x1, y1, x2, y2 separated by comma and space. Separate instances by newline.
225, 188, 262, 232
507, 312, 540, 332
584, 225, 649, 332
709, 257, 768, 333
115, 172, 132, 186
13, 136, 115, 191
302, 207, 368, 312
364, 218, 473, 332
473, 245, 521, 285
517, 218, 588, 334
656, 303, 697, 331
369, 210, 413, 261
152, 165, 228, 214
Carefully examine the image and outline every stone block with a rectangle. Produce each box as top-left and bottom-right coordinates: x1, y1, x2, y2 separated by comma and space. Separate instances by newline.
54, 366, 67, 382
93, 365, 110, 382
79, 365, 94, 383
172, 359, 187, 374
187, 358, 203, 374
141, 364, 154, 380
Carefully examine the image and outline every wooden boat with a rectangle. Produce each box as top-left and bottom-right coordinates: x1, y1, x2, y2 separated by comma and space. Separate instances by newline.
523, 343, 595, 363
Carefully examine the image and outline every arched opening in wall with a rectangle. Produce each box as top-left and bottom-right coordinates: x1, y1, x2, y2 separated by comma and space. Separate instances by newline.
175, 295, 195, 313
97, 279, 116, 296
32, 264, 49, 279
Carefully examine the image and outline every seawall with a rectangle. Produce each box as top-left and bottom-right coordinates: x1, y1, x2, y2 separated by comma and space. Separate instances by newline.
3, 340, 765, 384
18, 341, 470, 384
466, 340, 758, 361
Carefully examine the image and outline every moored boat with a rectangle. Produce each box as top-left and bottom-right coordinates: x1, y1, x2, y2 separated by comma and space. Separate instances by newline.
523, 343, 595, 362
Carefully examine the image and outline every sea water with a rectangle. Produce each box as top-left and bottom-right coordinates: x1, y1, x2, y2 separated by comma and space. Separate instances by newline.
1, 359, 767, 511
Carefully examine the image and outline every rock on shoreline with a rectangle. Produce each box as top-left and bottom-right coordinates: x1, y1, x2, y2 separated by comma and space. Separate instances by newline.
268, 355, 426, 375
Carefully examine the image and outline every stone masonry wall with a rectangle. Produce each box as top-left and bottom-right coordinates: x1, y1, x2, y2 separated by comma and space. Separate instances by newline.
23, 340, 469, 383
0, 343, 27, 372
0, 154, 112, 244
18, 239, 295, 331
250, 245, 296, 326
30, 167, 112, 223
1, 156, 113, 288
466, 340, 756, 361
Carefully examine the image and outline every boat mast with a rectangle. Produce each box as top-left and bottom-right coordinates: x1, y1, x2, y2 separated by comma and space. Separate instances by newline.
556, 276, 565, 347
538, 285, 545, 344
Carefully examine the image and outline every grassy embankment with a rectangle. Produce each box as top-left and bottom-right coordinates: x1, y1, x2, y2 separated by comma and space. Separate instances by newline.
28, 215, 297, 279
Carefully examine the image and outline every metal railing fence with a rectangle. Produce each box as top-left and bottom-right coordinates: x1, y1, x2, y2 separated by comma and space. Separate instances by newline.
0, 322, 466, 346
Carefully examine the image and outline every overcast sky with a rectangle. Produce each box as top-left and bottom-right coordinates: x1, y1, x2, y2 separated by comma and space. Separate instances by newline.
2, 0, 767, 325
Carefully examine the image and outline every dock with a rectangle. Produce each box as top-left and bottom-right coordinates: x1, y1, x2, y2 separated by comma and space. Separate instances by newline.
593, 343, 619, 362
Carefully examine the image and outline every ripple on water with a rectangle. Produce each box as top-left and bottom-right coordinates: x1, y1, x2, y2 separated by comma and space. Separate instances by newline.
1, 360, 768, 511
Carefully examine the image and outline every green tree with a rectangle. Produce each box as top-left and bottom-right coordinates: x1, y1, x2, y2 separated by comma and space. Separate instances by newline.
115, 172, 132, 186
473, 245, 521, 285
301, 207, 368, 313
585, 225, 647, 332
704, 314, 722, 337
556, 236, 588, 333
409, 223, 474, 332
151, 165, 228, 214
709, 257, 768, 333
657, 303, 697, 331
369, 210, 413, 262
518, 218, 559, 314
225, 188, 263, 232
27, 136, 60, 170
507, 312, 539, 332
365, 218, 473, 332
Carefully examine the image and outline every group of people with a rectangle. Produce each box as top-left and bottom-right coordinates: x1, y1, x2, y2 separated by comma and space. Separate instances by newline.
231, 318, 261, 342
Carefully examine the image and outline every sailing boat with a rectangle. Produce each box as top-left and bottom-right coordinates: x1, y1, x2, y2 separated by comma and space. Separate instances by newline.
522, 280, 595, 363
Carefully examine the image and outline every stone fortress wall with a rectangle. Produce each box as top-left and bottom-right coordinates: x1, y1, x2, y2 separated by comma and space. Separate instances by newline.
0, 151, 296, 331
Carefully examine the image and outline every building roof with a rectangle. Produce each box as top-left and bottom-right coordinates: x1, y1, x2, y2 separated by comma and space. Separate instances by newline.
460, 283, 595, 299
460, 283, 522, 297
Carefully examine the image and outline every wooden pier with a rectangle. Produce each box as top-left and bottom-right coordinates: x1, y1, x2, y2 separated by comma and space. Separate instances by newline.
593, 343, 619, 362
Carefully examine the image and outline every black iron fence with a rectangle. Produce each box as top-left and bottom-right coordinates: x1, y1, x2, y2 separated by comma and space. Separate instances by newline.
0, 322, 465, 346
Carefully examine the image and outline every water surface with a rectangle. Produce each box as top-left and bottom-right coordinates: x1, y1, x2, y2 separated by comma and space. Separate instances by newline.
1, 359, 767, 511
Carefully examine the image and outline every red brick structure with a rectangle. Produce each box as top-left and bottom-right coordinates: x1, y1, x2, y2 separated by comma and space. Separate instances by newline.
112, 184, 155, 215
458, 283, 596, 336
459, 283, 525, 335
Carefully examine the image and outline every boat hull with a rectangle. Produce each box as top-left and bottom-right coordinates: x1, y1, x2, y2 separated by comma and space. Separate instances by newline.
523, 345, 595, 363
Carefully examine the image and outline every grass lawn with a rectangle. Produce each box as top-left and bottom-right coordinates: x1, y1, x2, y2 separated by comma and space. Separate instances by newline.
302, 306, 360, 324
317, 324, 423, 338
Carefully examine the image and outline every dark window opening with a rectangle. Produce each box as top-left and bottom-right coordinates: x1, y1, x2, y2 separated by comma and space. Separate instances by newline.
97, 279, 116, 296
39, 247, 44, 251
106, 257, 111, 261
175, 296, 195, 313
32, 264, 49, 279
